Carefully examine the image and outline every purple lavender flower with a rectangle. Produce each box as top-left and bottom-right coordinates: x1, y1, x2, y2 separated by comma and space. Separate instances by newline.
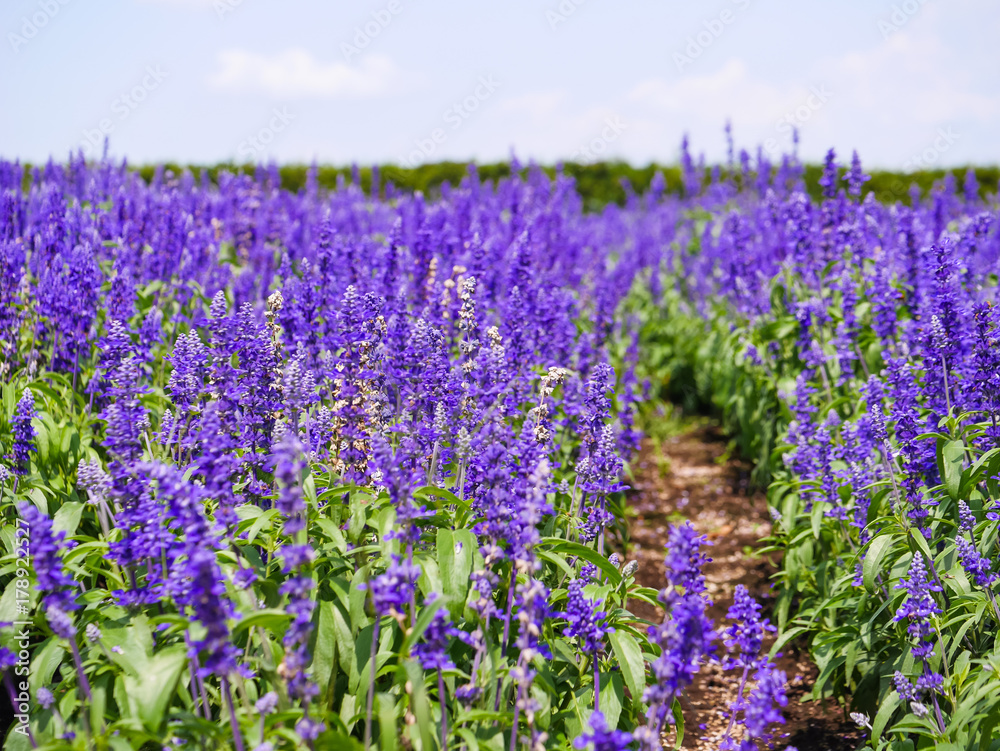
643, 523, 715, 736
574, 710, 633, 751
562, 576, 613, 656
17, 502, 77, 613
273, 432, 307, 533
10, 388, 37, 475
412, 607, 457, 671
955, 536, 996, 588
718, 587, 788, 751
724, 662, 788, 751
663, 523, 711, 595
818, 148, 839, 199
97, 321, 148, 463
145, 463, 239, 678
255, 691, 278, 715
722, 585, 776, 670
295, 716, 325, 741
366, 554, 421, 617
844, 150, 870, 198
958, 501, 976, 534
46, 606, 82, 707
894, 670, 917, 701
37, 687, 55, 710
894, 554, 942, 661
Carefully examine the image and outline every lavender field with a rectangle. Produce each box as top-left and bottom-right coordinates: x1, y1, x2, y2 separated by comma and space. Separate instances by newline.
1, 145, 999, 751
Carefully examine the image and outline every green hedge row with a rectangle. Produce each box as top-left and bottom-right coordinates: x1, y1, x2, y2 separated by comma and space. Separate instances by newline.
125, 161, 999, 210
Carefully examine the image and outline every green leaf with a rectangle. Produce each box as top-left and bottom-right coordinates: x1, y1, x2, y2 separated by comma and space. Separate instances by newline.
28, 637, 66, 697
863, 534, 899, 594
608, 630, 645, 701
122, 644, 187, 732
979, 702, 1000, 751
243, 508, 281, 545
671, 697, 684, 749
540, 539, 622, 585
232, 608, 292, 636
402, 659, 434, 751
598, 670, 624, 729
872, 689, 901, 739
908, 529, 934, 567
376, 692, 400, 751
456, 729, 480, 751
52, 501, 84, 538
90, 672, 112, 734
939, 438, 966, 501
768, 626, 809, 658
332, 603, 361, 692
311, 600, 338, 703
437, 528, 475, 618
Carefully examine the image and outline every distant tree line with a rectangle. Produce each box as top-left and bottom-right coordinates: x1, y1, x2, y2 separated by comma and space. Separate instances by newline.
123, 160, 1000, 209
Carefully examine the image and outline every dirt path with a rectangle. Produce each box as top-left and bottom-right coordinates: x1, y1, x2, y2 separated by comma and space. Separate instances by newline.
625, 424, 865, 750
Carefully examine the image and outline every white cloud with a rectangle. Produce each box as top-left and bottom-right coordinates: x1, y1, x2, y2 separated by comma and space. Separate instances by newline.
207, 49, 405, 98
627, 59, 807, 128
615, 25, 1000, 167
621, 59, 838, 162
822, 30, 999, 126
490, 91, 633, 160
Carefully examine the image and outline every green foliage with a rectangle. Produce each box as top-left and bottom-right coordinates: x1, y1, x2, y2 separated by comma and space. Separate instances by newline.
633, 238, 1000, 748
0, 274, 669, 749
35, 160, 996, 211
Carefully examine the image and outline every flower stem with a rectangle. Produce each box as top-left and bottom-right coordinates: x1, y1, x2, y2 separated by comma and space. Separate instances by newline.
222, 677, 246, 751
438, 668, 449, 750
365, 617, 382, 751
593, 656, 600, 712
4, 673, 37, 748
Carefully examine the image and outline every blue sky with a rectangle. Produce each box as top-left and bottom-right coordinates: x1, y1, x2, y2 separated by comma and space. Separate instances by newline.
2, 0, 998, 168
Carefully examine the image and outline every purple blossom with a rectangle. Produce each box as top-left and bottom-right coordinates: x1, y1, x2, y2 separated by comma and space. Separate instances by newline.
643, 523, 715, 735
295, 717, 325, 741
894, 554, 942, 660
844, 150, 870, 198
723, 662, 788, 751
366, 554, 420, 617
17, 502, 77, 613
663, 522, 711, 595
562, 576, 613, 656
10, 388, 37, 475
412, 607, 457, 671
722, 585, 775, 671
273, 432, 307, 533
574, 710, 633, 751
955, 536, 995, 588
37, 687, 55, 710
819, 148, 839, 199
255, 691, 278, 715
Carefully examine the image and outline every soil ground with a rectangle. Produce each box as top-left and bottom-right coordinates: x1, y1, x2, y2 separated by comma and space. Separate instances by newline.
625, 423, 867, 750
